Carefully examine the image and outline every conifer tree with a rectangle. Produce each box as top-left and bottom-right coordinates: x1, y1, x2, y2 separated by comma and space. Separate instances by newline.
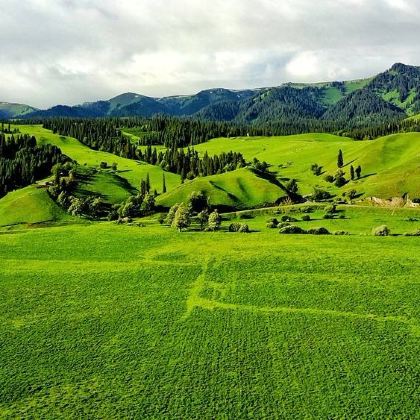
162, 173, 167, 193
337, 149, 344, 168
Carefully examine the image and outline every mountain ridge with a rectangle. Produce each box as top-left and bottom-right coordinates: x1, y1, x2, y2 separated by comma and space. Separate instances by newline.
2, 63, 419, 128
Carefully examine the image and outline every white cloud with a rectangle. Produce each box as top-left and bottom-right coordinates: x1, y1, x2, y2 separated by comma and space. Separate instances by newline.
0, 0, 419, 107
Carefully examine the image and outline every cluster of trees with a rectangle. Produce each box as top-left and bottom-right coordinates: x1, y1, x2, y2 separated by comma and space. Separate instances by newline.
47, 163, 106, 218
48, 162, 156, 220
0, 133, 65, 197
0, 123, 19, 134
165, 192, 221, 232
43, 119, 138, 159
311, 150, 362, 190
139, 145, 246, 180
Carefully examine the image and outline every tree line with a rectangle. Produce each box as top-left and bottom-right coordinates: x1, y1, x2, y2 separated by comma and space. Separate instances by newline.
0, 133, 65, 197
139, 145, 246, 181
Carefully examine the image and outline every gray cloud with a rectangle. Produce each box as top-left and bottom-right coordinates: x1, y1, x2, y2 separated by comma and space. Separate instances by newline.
0, 0, 419, 107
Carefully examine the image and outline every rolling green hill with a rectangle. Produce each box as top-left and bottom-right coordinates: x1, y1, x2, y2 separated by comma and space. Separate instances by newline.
190, 132, 420, 198
0, 185, 75, 227
157, 168, 286, 209
12, 125, 181, 195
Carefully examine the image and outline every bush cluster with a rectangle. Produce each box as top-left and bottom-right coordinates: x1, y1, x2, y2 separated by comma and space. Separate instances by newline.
229, 223, 250, 233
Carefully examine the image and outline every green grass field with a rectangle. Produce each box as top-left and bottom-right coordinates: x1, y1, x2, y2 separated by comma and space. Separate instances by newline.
1, 222, 419, 418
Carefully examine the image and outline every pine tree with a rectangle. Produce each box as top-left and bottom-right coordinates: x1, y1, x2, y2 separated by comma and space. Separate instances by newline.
337, 149, 344, 168
145, 173, 151, 193
355, 165, 362, 179
162, 173, 167, 193
350, 165, 355, 180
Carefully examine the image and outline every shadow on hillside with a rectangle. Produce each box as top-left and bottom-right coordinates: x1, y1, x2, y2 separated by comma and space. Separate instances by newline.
358, 173, 376, 180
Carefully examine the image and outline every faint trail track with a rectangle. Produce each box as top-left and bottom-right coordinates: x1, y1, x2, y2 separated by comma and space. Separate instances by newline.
183, 258, 420, 336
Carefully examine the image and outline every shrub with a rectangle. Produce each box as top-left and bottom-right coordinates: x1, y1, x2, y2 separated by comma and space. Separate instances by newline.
323, 213, 334, 219
266, 220, 278, 229
312, 188, 333, 201
339, 214, 346, 219
229, 223, 249, 233
324, 175, 334, 183
277, 222, 291, 229
238, 224, 250, 233
334, 230, 350, 235
307, 227, 330, 235
325, 204, 337, 214
302, 215, 311, 221
372, 225, 390, 236
279, 225, 306, 234
281, 215, 298, 222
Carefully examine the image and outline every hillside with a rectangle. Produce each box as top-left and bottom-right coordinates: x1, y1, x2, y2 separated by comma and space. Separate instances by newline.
12, 125, 181, 194
18, 63, 420, 129
157, 168, 286, 210
190, 132, 420, 198
0, 102, 38, 119
0, 185, 75, 227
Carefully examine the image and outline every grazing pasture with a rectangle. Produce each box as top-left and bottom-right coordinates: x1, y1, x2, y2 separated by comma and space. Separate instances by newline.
0, 223, 419, 418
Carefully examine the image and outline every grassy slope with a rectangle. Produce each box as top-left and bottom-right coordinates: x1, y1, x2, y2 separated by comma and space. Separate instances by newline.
191, 132, 420, 198
0, 124, 181, 225
157, 168, 285, 209
0, 185, 75, 227
0, 223, 419, 418
13, 125, 181, 194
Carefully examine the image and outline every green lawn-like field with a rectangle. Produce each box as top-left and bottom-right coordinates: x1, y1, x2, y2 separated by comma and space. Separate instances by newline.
0, 222, 419, 418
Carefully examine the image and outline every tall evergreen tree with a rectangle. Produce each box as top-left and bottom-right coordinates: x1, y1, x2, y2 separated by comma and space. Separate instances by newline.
162, 173, 167, 193
337, 149, 344, 168
350, 165, 355, 180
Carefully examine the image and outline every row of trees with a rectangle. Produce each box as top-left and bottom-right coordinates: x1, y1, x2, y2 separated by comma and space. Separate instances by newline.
139, 146, 246, 180
0, 133, 65, 197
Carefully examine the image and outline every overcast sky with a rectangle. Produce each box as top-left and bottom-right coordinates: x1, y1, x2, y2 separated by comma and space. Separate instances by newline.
1, 0, 419, 108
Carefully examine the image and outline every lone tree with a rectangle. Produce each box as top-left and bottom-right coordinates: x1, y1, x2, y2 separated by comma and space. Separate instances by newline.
355, 165, 362, 179
162, 173, 167, 194
337, 149, 344, 168
172, 203, 191, 232
145, 173, 151, 193
350, 165, 355, 180
208, 209, 221, 231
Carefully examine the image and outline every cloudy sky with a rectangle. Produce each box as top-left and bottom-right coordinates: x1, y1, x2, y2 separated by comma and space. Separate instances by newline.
1, 0, 419, 108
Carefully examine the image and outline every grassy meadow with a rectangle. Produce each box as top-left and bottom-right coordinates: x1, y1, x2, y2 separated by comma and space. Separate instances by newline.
1, 222, 419, 418
1, 123, 419, 417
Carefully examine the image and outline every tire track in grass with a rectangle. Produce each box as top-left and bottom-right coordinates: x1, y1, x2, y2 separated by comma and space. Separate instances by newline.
183, 259, 420, 336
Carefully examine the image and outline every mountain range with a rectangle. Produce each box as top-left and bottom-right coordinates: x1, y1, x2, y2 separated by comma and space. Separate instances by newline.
2, 63, 419, 127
